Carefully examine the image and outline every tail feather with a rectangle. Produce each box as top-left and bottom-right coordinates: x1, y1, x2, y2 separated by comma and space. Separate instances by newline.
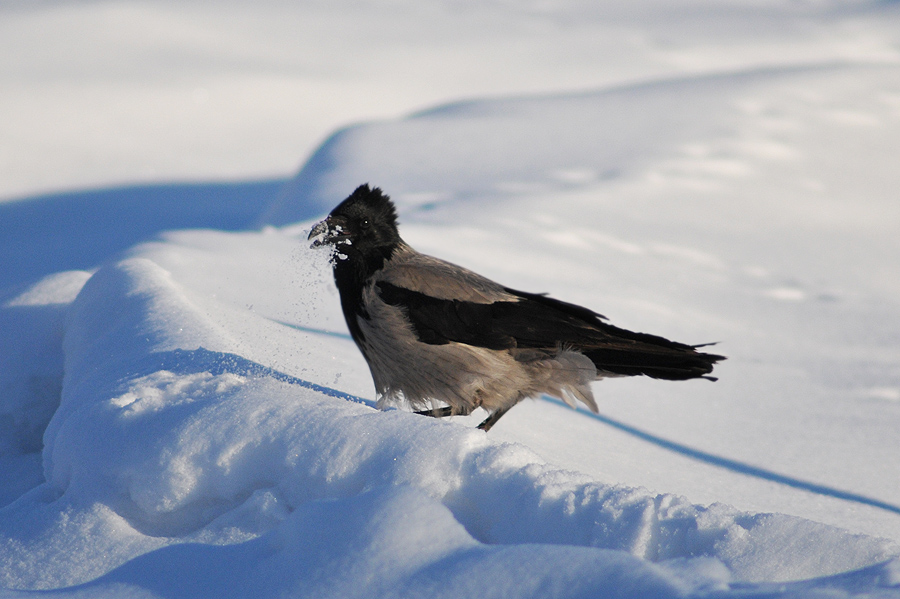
582, 325, 725, 381
499, 286, 725, 381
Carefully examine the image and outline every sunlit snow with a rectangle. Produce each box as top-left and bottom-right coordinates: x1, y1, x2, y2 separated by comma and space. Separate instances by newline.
2, 1, 900, 597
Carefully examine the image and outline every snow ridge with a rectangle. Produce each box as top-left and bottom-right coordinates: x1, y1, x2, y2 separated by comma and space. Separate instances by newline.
1, 252, 897, 596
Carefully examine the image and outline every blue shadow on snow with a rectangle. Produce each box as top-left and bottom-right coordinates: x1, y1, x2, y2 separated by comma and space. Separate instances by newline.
154, 346, 374, 409
0, 178, 305, 294
543, 397, 900, 517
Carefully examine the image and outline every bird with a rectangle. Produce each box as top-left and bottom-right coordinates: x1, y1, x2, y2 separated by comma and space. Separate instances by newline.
308, 184, 724, 431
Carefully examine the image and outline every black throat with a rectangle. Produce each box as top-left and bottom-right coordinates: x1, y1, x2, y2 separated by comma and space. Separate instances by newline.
331, 242, 398, 345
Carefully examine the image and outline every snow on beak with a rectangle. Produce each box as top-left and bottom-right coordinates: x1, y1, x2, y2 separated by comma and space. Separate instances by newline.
308, 216, 349, 248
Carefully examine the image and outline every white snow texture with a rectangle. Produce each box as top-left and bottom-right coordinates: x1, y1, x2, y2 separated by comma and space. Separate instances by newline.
2, 0, 900, 597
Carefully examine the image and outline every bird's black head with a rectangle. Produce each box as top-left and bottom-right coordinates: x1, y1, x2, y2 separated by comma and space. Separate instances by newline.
308, 184, 402, 270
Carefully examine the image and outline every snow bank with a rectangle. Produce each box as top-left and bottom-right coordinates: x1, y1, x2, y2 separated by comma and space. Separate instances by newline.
264, 64, 900, 228
2, 2, 900, 595
0, 240, 897, 596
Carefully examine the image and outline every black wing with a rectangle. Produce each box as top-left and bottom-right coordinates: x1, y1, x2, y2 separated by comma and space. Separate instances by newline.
375, 281, 516, 350
376, 282, 724, 381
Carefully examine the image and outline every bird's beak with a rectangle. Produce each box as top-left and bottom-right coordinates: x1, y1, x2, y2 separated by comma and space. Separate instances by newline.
308, 216, 349, 248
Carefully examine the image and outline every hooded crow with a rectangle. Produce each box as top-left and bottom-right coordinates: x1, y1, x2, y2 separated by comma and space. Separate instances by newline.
309, 184, 724, 431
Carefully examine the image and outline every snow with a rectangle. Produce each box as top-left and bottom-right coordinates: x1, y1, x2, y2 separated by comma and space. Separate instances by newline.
3, 0, 900, 597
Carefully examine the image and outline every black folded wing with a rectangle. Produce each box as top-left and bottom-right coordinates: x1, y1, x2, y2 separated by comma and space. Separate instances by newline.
375, 281, 516, 349
375, 281, 724, 381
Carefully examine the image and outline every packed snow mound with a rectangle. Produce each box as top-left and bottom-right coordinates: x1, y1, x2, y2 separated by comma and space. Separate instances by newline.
0, 235, 898, 596
262, 64, 900, 226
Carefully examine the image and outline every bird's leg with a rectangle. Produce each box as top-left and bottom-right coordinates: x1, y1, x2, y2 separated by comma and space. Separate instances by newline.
476, 406, 511, 432
415, 406, 454, 418
416, 397, 482, 420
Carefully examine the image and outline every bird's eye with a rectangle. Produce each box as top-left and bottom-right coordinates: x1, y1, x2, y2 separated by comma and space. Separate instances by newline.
361, 219, 370, 229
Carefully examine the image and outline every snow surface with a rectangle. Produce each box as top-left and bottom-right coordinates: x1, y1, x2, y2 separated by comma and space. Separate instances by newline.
3, 0, 900, 597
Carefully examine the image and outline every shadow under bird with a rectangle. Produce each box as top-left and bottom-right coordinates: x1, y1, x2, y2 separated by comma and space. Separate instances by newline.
309, 185, 725, 431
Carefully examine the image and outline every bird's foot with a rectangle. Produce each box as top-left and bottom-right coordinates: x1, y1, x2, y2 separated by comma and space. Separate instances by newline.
476, 406, 511, 432
415, 406, 454, 418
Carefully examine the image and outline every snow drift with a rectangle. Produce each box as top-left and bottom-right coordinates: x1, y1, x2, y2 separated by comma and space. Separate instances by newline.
2, 1, 900, 596
1, 246, 898, 596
